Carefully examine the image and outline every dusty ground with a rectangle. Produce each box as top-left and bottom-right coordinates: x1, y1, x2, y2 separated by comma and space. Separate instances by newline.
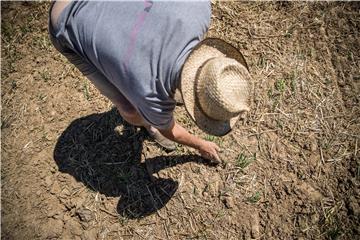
1, 1, 359, 239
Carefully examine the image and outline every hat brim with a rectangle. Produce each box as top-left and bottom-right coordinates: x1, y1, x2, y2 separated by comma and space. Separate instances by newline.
180, 38, 249, 136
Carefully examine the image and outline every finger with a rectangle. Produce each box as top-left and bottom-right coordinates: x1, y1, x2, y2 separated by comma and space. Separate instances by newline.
210, 142, 220, 151
200, 152, 210, 159
213, 151, 220, 162
205, 152, 215, 161
215, 145, 220, 152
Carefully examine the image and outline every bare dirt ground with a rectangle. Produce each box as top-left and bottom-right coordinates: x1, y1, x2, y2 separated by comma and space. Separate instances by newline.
1, 1, 359, 239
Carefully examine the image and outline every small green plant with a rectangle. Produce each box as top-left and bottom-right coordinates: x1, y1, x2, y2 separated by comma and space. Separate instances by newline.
257, 54, 266, 68
236, 152, 256, 169
1, 119, 10, 130
83, 81, 90, 100
285, 25, 295, 38
204, 135, 223, 147
276, 119, 283, 130
347, 50, 354, 62
327, 226, 342, 240
117, 215, 129, 225
284, 31, 292, 38
275, 79, 286, 93
205, 135, 216, 142
204, 135, 224, 147
289, 71, 297, 94
2, 23, 14, 42
247, 191, 261, 203
34, 35, 51, 51
11, 80, 17, 90
40, 70, 51, 82
20, 25, 31, 36
38, 93, 47, 102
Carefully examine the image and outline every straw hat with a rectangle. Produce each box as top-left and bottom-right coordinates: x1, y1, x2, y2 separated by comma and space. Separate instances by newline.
180, 38, 252, 136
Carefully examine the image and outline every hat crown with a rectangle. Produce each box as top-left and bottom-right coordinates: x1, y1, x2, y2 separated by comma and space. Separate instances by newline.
196, 57, 250, 121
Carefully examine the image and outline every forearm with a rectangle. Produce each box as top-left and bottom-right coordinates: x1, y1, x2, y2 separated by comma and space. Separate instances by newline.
159, 120, 220, 162
159, 121, 204, 150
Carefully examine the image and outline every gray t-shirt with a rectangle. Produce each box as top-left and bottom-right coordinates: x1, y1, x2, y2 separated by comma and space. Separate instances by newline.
54, 1, 211, 129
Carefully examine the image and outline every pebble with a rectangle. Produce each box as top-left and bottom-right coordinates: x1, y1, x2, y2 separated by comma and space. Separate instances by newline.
47, 209, 61, 218
45, 176, 53, 187
50, 181, 61, 195
114, 125, 124, 135
76, 208, 94, 222
310, 141, 317, 152
63, 188, 71, 196
223, 196, 235, 209
50, 166, 57, 173
208, 179, 220, 197
298, 182, 323, 202
63, 213, 71, 222
308, 154, 319, 168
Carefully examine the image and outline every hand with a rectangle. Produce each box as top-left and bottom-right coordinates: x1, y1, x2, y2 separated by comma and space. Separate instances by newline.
198, 140, 221, 163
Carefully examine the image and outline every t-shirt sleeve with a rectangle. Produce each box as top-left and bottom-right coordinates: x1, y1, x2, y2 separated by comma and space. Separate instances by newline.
137, 97, 176, 130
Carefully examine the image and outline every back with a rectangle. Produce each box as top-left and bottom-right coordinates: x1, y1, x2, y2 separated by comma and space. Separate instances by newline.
53, 0, 211, 129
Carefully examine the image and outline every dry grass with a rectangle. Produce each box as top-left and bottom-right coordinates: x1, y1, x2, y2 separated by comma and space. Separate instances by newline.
1, 1, 359, 239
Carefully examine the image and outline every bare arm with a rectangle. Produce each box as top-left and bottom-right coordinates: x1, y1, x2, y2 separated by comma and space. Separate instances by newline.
159, 120, 220, 162
118, 106, 220, 161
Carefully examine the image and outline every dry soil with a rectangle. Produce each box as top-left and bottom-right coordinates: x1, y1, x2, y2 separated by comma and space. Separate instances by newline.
1, 1, 360, 239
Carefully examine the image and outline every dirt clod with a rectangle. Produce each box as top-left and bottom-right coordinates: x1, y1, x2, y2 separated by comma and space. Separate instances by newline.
50, 181, 61, 195
223, 196, 236, 209
45, 176, 53, 187
64, 218, 83, 236
81, 228, 98, 240
76, 208, 93, 223
298, 182, 323, 202
41, 219, 64, 239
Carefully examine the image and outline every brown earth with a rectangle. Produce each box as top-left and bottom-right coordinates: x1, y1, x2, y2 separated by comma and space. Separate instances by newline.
1, 1, 360, 239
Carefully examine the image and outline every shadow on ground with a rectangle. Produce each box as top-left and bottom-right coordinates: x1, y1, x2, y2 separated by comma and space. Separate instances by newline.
53, 108, 211, 219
